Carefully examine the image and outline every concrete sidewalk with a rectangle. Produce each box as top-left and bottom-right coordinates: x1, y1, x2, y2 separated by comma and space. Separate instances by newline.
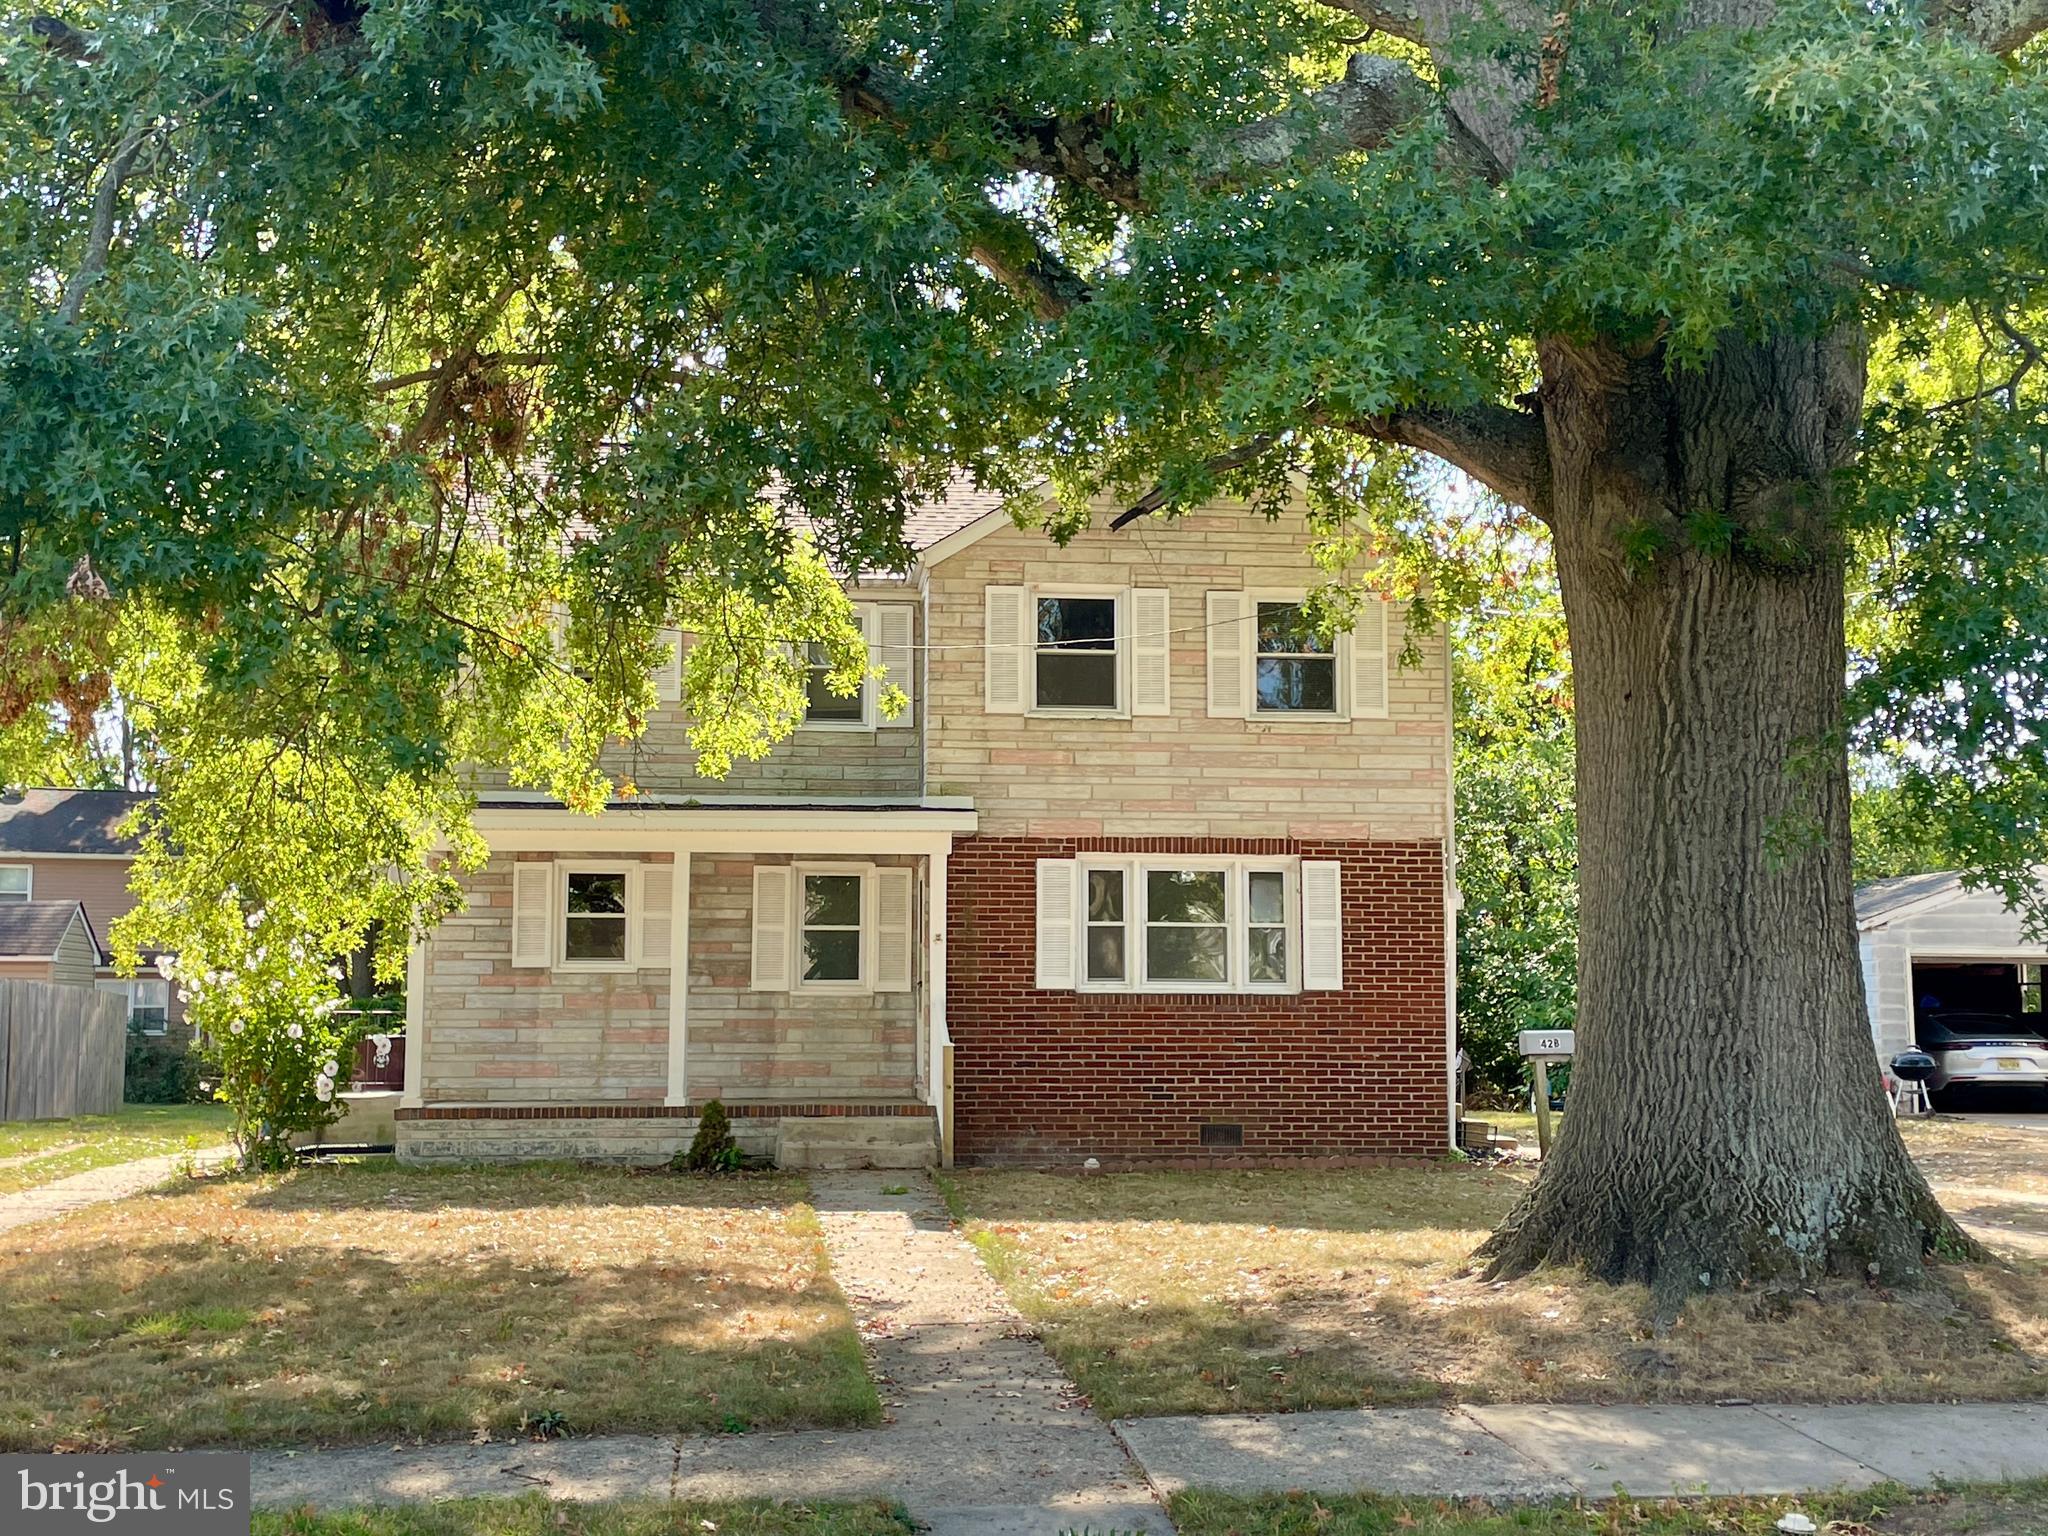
0, 1145, 233, 1235
256, 1173, 1168, 1536
1116, 1400, 2048, 1501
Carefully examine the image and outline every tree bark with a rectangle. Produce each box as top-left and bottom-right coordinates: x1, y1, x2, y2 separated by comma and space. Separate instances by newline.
1477, 330, 1982, 1310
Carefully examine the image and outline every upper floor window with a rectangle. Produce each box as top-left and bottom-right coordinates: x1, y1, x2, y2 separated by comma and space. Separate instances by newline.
1035, 595, 1119, 711
1255, 602, 1338, 714
795, 603, 916, 732
984, 585, 1170, 718
805, 642, 866, 725
0, 865, 28, 901
1207, 591, 1390, 722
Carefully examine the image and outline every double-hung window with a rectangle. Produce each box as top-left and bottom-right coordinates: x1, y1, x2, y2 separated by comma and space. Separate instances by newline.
804, 642, 867, 726
1144, 867, 1232, 985
96, 978, 170, 1035
1034, 594, 1120, 711
0, 866, 29, 902
799, 869, 866, 988
559, 865, 633, 969
749, 861, 915, 995
1055, 857, 1313, 994
983, 586, 1170, 718
1254, 601, 1339, 715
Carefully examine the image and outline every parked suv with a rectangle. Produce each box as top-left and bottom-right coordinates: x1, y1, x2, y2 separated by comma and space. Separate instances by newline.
1918, 1011, 2048, 1092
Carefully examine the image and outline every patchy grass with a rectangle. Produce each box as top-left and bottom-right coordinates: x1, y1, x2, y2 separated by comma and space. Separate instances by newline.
0, 1161, 879, 1449
1900, 1118, 2048, 1260
253, 1496, 913, 1536
941, 1132, 2048, 1418
0, 1103, 233, 1194
1169, 1481, 2048, 1536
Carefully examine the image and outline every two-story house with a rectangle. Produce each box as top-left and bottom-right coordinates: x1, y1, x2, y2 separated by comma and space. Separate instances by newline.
396, 490, 1456, 1167
0, 789, 181, 1042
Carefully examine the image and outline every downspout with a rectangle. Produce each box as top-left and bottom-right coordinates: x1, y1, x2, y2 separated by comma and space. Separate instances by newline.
1443, 623, 1460, 1152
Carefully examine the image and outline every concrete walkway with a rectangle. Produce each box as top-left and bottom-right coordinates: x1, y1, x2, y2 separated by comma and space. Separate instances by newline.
254, 1172, 1170, 1536
1117, 1400, 2048, 1501
0, 1145, 232, 1235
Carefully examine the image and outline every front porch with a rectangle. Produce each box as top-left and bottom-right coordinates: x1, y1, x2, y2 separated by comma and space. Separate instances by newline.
397, 802, 974, 1169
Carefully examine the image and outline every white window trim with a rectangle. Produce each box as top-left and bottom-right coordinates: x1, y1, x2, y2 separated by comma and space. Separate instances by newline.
0, 864, 31, 901
1028, 585, 1130, 720
799, 605, 879, 733
555, 860, 641, 973
1245, 590, 1350, 723
1074, 856, 1302, 996
790, 860, 876, 996
97, 977, 171, 1036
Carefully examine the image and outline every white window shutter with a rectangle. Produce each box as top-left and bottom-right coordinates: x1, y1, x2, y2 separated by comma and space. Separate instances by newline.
875, 604, 915, 726
1351, 598, 1390, 719
652, 628, 683, 703
750, 865, 793, 991
872, 867, 914, 992
984, 585, 1029, 714
511, 862, 554, 969
1129, 588, 1171, 717
639, 865, 674, 966
1206, 591, 1248, 717
1034, 858, 1078, 990
1302, 860, 1344, 991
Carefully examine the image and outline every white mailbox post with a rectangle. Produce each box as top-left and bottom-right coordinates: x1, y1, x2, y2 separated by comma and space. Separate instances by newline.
1517, 1029, 1576, 1157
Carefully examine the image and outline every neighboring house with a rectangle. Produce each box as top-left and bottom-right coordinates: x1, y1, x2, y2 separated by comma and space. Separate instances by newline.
0, 790, 178, 1042
1857, 871, 2048, 1065
399, 490, 1456, 1168
0, 900, 104, 989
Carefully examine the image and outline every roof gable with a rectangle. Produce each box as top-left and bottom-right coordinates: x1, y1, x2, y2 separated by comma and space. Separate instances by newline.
0, 899, 100, 962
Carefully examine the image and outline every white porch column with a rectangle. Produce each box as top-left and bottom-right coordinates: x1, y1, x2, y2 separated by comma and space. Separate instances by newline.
928, 847, 949, 1161
665, 851, 693, 1106
400, 938, 425, 1108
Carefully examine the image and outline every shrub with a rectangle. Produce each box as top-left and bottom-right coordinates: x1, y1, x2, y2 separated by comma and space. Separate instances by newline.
678, 1099, 742, 1172
123, 1026, 207, 1105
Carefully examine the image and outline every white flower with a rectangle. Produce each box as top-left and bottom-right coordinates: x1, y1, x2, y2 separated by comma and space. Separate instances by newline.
328, 964, 345, 982
286, 1022, 303, 1040
153, 954, 177, 981
314, 1078, 333, 1103
321, 1059, 339, 1079
230, 1020, 245, 1035
245, 909, 263, 930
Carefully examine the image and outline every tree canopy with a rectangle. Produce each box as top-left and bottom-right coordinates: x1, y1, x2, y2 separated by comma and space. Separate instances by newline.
5, 0, 2048, 1280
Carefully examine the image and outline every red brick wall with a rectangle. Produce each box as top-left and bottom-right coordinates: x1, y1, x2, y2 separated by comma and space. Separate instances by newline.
946, 836, 1450, 1166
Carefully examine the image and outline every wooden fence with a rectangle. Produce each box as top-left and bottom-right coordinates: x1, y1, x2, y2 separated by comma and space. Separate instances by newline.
0, 980, 126, 1121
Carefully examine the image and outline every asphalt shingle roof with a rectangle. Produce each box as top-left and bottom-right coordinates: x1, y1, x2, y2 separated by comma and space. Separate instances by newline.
0, 899, 97, 961
0, 789, 150, 856
1854, 870, 1964, 928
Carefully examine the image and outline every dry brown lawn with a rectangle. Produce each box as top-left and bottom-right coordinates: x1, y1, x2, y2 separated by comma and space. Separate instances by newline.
0, 1161, 879, 1450
943, 1119, 2048, 1418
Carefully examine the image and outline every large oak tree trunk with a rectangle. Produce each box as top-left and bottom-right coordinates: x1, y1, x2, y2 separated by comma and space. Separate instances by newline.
1478, 330, 1979, 1308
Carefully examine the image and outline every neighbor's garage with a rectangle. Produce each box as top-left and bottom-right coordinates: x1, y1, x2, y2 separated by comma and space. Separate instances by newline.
1857, 872, 2048, 1111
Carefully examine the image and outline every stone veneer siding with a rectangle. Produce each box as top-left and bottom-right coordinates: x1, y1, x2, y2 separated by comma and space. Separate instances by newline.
685, 853, 923, 1103
419, 851, 672, 1104
946, 835, 1449, 1165
923, 499, 1450, 842
470, 588, 923, 801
